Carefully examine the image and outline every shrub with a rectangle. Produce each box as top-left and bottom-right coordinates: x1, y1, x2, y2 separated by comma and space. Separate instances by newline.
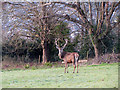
31, 66, 37, 70
24, 64, 30, 69
44, 62, 52, 67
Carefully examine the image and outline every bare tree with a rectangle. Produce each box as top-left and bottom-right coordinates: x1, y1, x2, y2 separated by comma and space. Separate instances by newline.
51, 2, 120, 63
2, 2, 119, 64
2, 2, 60, 63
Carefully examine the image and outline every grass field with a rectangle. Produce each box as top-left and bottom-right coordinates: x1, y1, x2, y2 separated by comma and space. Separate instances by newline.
2, 63, 118, 88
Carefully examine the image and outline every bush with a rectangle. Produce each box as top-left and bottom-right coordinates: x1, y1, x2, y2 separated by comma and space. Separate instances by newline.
31, 66, 37, 70
44, 62, 52, 67
24, 64, 30, 69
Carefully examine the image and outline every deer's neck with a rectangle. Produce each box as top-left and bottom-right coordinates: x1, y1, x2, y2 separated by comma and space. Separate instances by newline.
58, 53, 62, 59
58, 51, 66, 59
58, 54, 61, 59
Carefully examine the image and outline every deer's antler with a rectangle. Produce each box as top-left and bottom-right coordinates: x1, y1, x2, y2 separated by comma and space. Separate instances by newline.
55, 38, 60, 49
62, 39, 68, 49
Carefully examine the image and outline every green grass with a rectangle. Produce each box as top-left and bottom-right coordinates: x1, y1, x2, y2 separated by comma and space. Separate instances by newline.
2, 63, 118, 88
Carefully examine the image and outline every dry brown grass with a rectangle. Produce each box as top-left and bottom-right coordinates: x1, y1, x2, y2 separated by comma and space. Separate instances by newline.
2, 54, 120, 70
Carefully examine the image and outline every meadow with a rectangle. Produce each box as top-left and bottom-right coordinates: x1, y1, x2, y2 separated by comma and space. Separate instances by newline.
2, 63, 118, 88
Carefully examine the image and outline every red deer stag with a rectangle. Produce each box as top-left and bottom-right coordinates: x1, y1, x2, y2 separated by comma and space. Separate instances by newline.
55, 38, 79, 73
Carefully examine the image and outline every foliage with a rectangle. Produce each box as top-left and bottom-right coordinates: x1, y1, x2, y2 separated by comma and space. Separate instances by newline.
2, 37, 42, 62
54, 22, 69, 39
76, 24, 119, 59
44, 22, 77, 62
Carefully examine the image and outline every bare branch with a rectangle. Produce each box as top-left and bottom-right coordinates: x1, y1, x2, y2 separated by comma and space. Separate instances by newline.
88, 0, 92, 25
55, 2, 77, 9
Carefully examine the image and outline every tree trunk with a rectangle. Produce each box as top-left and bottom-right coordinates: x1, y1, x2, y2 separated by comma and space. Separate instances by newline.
42, 48, 47, 63
92, 43, 99, 64
88, 29, 99, 63
41, 40, 48, 64
93, 44, 99, 60
38, 55, 40, 64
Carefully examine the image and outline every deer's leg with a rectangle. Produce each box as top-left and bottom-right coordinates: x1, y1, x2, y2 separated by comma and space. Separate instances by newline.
76, 62, 78, 73
75, 55, 79, 73
67, 63, 68, 73
73, 63, 76, 73
65, 63, 67, 73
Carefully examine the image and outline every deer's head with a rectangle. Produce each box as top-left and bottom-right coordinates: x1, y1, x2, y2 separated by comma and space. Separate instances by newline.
55, 38, 68, 58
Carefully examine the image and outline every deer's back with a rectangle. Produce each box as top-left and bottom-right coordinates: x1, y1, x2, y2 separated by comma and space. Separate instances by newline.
62, 52, 79, 63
